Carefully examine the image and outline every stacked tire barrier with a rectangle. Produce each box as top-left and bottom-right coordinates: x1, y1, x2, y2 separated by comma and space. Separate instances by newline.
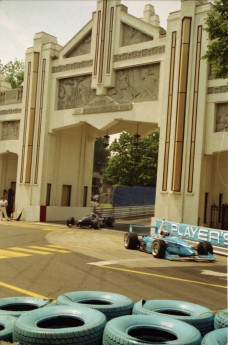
0, 293, 227, 345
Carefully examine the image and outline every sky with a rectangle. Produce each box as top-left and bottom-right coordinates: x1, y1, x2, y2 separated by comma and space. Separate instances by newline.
0, 0, 182, 64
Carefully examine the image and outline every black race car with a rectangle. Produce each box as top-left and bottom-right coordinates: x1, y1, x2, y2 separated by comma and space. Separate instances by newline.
66, 213, 115, 229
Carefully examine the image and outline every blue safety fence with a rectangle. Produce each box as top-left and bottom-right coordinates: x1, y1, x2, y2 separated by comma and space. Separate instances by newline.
112, 186, 156, 207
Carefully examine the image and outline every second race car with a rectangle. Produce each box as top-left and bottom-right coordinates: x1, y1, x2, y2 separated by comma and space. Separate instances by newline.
67, 213, 115, 229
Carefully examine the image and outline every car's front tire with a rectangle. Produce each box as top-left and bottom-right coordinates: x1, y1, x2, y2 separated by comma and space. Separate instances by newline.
197, 241, 213, 255
151, 239, 166, 258
66, 217, 75, 227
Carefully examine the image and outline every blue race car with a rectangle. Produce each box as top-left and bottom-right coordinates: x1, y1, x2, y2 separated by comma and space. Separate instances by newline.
124, 226, 216, 261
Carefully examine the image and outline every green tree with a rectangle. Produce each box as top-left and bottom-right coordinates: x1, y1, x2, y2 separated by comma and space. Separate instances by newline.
203, 0, 228, 78
0, 59, 24, 88
93, 137, 110, 174
103, 130, 159, 187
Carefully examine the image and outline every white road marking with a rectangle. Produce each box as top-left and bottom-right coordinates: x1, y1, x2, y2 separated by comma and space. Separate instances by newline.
201, 270, 227, 278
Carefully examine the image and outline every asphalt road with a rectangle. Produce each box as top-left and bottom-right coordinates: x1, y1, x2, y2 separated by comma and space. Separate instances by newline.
0, 219, 227, 314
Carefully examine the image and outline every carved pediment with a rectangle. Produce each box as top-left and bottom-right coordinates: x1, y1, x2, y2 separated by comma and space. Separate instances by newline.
121, 23, 153, 47
65, 31, 92, 58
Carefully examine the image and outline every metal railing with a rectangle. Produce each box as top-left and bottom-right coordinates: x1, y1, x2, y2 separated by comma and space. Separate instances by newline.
96, 205, 155, 219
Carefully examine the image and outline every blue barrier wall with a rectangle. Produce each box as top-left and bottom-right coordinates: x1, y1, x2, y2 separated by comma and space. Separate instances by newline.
113, 186, 156, 207
156, 219, 228, 248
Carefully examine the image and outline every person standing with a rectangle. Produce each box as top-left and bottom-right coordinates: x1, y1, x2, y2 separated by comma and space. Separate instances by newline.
0, 196, 10, 221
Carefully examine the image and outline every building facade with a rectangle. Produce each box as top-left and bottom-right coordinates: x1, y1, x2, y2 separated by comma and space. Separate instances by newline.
0, 0, 227, 227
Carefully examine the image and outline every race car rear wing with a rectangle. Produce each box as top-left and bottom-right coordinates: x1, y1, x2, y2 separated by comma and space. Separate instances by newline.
129, 224, 158, 236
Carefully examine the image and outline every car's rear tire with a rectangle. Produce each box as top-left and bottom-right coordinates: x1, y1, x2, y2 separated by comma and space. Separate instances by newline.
151, 239, 166, 258
197, 241, 213, 255
124, 233, 139, 250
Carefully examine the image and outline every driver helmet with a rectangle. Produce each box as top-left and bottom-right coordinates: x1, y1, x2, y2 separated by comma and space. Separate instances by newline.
160, 229, 170, 237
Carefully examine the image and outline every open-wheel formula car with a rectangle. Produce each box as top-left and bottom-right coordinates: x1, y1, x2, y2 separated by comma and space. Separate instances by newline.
67, 213, 115, 229
124, 225, 216, 261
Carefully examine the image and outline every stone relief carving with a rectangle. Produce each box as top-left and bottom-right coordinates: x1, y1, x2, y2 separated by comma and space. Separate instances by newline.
107, 64, 160, 103
58, 75, 96, 110
73, 95, 132, 115
122, 23, 153, 46
58, 64, 160, 111
0, 108, 21, 115
216, 103, 228, 132
66, 32, 92, 57
2, 121, 20, 140
208, 85, 228, 94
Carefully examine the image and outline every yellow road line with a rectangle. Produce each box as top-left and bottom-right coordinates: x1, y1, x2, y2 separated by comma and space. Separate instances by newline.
9, 247, 53, 255
0, 250, 31, 258
0, 222, 64, 231
101, 266, 226, 289
0, 281, 49, 299
38, 227, 65, 231
29, 246, 70, 253
47, 245, 69, 249
0, 255, 10, 259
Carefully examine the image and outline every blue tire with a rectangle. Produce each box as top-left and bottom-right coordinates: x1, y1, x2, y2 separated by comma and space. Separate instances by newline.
0, 314, 16, 341
0, 297, 52, 317
13, 305, 106, 345
201, 328, 228, 345
133, 299, 214, 336
56, 291, 133, 320
103, 315, 202, 345
214, 309, 228, 329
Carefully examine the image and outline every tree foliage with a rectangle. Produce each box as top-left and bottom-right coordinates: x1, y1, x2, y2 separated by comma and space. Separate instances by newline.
93, 137, 110, 174
0, 59, 24, 88
103, 130, 159, 187
203, 0, 228, 78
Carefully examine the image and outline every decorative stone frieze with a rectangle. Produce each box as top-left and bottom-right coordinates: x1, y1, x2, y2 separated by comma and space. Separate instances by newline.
208, 85, 228, 94
2, 121, 20, 140
72, 95, 132, 114
52, 60, 93, 73
113, 46, 165, 62
215, 103, 228, 132
0, 108, 21, 115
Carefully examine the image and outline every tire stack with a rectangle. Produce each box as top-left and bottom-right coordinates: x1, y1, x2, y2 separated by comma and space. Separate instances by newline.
0, 293, 227, 345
